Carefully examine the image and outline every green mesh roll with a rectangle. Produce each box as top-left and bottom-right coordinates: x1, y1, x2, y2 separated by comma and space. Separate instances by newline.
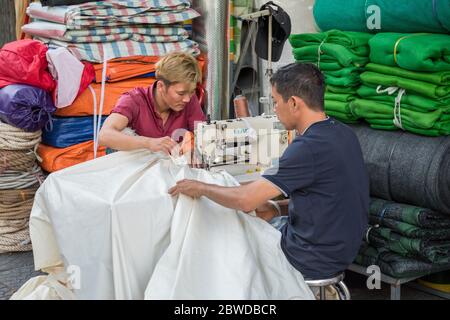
369, 33, 450, 72
313, 0, 450, 34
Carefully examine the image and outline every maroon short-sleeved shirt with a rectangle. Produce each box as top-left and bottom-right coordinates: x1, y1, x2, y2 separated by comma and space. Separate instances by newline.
111, 81, 205, 140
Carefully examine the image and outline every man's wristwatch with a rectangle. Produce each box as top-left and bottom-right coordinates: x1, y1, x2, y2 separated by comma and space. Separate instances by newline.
267, 200, 282, 217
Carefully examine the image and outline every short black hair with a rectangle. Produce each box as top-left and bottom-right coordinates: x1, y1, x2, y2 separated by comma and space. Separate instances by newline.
270, 63, 325, 111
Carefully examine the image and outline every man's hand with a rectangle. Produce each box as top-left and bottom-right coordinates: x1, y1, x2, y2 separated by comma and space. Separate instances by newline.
168, 179, 207, 198
147, 137, 178, 155
255, 201, 279, 221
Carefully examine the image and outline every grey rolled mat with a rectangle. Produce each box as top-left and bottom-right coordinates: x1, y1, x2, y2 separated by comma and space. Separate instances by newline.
349, 125, 450, 215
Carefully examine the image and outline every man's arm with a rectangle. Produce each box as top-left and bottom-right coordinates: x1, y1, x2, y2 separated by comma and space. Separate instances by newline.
168, 178, 282, 213
98, 113, 177, 154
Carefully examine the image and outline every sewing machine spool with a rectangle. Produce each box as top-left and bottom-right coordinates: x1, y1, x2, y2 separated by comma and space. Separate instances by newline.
233, 95, 251, 118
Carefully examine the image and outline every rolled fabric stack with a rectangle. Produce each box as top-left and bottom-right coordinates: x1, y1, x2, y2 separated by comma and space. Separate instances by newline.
22, 0, 200, 63
0, 121, 44, 253
20, 0, 204, 173
350, 33, 450, 136
355, 198, 450, 278
312, 0, 450, 280
289, 30, 372, 123
351, 125, 450, 215
351, 124, 450, 278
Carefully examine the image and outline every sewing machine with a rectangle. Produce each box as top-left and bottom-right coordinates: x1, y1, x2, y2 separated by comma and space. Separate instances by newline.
195, 115, 290, 182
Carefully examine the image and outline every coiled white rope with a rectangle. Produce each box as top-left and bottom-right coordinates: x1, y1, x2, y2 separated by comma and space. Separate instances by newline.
0, 122, 41, 151
0, 164, 44, 190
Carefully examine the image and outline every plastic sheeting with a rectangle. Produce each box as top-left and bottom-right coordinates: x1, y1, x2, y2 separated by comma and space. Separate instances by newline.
47, 48, 84, 108
0, 40, 55, 92
42, 116, 106, 148
54, 78, 155, 117
29, 150, 315, 300
37, 140, 106, 173
0, 84, 55, 132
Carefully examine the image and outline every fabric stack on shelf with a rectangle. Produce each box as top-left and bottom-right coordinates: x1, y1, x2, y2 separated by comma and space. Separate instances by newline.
350, 33, 450, 136
356, 198, 450, 278
350, 125, 450, 278
19, 0, 203, 173
23, 0, 200, 62
311, 0, 450, 280
289, 30, 372, 123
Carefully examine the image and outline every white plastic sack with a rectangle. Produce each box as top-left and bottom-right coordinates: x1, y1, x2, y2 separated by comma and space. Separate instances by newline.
29, 150, 314, 300
10, 270, 76, 300
46, 47, 84, 108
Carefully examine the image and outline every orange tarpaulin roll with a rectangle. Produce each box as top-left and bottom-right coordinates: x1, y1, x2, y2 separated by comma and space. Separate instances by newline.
37, 141, 106, 173
54, 77, 155, 117
93, 55, 206, 83
93, 56, 159, 83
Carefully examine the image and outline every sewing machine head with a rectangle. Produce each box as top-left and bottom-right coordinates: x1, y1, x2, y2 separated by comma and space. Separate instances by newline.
195, 115, 290, 180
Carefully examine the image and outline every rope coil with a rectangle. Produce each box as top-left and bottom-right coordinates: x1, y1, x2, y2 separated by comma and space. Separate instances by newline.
0, 149, 37, 173
0, 164, 44, 190
0, 188, 37, 253
0, 122, 41, 151
0, 122, 41, 253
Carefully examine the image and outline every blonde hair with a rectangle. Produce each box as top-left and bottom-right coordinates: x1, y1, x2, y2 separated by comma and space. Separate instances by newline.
155, 52, 201, 87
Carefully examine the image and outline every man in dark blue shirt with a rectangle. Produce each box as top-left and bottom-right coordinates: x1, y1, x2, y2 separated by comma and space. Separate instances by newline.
169, 63, 369, 280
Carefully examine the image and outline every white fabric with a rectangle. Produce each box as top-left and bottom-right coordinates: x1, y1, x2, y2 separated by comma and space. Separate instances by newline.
46, 47, 84, 108
29, 150, 314, 300
10, 270, 76, 300
26, 3, 72, 25
22, 21, 67, 38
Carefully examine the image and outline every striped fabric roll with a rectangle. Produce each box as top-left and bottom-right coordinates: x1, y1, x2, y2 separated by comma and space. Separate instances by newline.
36, 37, 200, 62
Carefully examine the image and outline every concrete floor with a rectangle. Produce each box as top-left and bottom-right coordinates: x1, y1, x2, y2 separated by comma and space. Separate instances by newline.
0, 251, 447, 300
0, 251, 42, 300
345, 270, 446, 300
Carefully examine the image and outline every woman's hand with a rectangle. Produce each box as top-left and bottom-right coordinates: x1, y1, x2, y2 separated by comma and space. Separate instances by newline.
147, 137, 178, 155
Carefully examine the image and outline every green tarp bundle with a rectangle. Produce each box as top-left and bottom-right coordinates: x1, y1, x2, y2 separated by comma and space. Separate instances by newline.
324, 93, 359, 123
353, 63, 450, 136
365, 63, 450, 86
290, 30, 371, 68
350, 99, 450, 136
313, 0, 450, 34
355, 242, 450, 278
368, 33, 450, 72
369, 216, 450, 241
360, 71, 450, 100
357, 85, 450, 113
289, 30, 372, 124
290, 31, 372, 57
367, 226, 450, 264
370, 198, 450, 230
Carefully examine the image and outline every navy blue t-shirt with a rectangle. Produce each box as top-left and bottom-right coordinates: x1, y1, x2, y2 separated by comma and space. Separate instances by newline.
262, 117, 369, 280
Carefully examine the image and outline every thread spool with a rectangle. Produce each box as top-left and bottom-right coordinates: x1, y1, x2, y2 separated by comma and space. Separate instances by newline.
233, 95, 251, 118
